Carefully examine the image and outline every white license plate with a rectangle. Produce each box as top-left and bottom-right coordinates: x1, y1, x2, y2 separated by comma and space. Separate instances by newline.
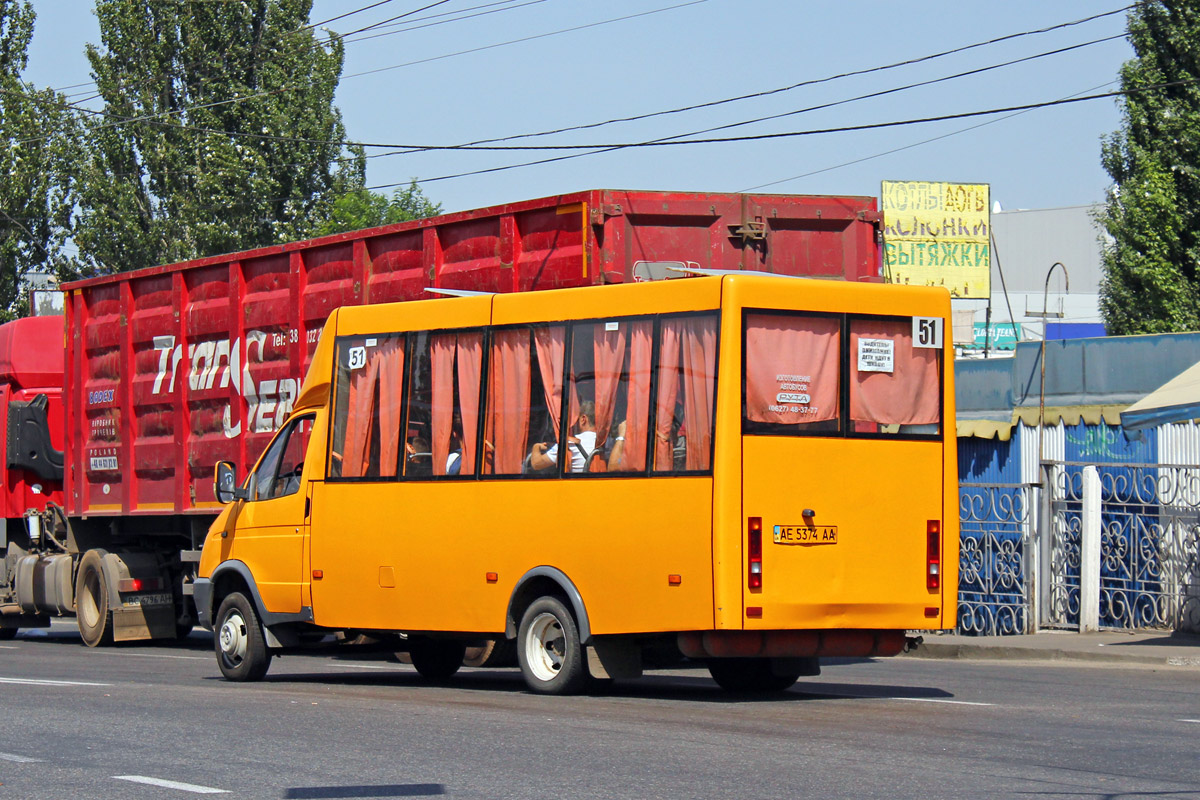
122, 593, 173, 607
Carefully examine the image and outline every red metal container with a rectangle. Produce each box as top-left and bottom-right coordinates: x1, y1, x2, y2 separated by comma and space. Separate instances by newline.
62, 190, 881, 518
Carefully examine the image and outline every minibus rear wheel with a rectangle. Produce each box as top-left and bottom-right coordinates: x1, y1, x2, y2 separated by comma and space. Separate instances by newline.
409, 638, 466, 681
214, 592, 272, 681
517, 596, 587, 695
707, 658, 800, 693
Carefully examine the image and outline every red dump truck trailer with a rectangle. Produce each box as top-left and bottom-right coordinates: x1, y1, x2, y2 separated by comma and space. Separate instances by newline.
0, 189, 882, 644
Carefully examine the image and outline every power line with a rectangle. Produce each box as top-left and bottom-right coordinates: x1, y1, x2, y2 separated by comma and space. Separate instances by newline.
11, 24, 1131, 191
26, 23, 1127, 156
362, 80, 1184, 189
338, 0, 547, 46
53, 0, 454, 101
306, 0, 401, 30
44, 1, 1127, 154
413, 3, 1135, 150
341, 0, 708, 79
738, 81, 1120, 192
26, 1, 708, 149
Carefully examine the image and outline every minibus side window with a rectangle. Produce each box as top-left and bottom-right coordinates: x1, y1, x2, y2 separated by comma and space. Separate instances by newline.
653, 314, 717, 472
568, 320, 653, 474
848, 318, 941, 436
328, 335, 406, 480
482, 326, 563, 476
252, 414, 314, 501
406, 330, 483, 478
743, 313, 841, 436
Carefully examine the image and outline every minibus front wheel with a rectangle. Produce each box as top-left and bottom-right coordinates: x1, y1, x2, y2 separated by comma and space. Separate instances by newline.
214, 592, 272, 681
517, 596, 587, 695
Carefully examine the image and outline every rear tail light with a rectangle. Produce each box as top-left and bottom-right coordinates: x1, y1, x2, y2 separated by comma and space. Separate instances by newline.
927, 520, 941, 590
748, 517, 763, 589
117, 577, 164, 592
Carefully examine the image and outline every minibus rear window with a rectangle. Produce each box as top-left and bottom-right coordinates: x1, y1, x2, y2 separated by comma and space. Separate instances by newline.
743, 313, 841, 436
849, 318, 941, 436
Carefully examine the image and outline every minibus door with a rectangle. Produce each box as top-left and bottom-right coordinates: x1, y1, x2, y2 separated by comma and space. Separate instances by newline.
231, 413, 314, 615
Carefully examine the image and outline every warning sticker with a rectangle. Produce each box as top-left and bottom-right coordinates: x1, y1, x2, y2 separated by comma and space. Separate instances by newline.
857, 338, 894, 373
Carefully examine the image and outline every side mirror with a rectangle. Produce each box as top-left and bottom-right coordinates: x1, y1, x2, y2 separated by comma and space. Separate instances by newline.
214, 461, 247, 504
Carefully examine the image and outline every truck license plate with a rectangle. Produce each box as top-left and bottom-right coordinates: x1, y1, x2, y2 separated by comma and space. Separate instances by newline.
773, 525, 838, 545
122, 593, 173, 608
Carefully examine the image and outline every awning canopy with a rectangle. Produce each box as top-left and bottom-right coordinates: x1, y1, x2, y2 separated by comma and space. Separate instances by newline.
1120, 359, 1200, 431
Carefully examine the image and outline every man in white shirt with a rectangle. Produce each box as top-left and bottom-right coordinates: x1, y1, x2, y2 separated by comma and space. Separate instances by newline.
529, 400, 597, 473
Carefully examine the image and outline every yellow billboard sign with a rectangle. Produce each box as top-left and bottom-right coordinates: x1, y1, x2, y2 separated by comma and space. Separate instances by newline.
881, 181, 990, 299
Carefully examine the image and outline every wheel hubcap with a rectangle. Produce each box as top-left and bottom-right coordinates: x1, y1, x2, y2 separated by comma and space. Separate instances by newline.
525, 612, 566, 682
219, 612, 248, 665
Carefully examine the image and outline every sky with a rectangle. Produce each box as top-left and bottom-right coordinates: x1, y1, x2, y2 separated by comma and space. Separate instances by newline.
22, 0, 1136, 216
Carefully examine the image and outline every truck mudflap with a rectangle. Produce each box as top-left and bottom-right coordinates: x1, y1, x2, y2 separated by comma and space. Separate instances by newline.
95, 551, 177, 642
677, 629, 907, 660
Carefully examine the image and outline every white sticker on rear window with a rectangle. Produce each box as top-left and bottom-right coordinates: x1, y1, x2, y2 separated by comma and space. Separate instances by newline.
857, 338, 894, 373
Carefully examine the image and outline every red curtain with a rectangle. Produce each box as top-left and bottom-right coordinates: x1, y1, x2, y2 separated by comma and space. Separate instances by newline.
849, 320, 940, 425
745, 314, 840, 425
614, 321, 652, 471
485, 329, 531, 474
456, 333, 483, 475
341, 355, 377, 478
655, 318, 717, 471
679, 318, 717, 470
654, 323, 681, 471
340, 338, 404, 478
376, 339, 404, 477
592, 325, 627, 449
430, 334, 456, 476
534, 326, 566, 443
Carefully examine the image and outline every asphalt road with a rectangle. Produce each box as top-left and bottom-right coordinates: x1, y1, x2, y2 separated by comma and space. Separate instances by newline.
2, 621, 1198, 800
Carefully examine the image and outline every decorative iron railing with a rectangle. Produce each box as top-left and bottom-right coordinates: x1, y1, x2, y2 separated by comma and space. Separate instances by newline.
1045, 463, 1200, 631
957, 483, 1034, 635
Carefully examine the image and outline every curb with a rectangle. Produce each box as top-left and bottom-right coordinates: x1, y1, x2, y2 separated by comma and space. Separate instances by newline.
900, 640, 1200, 669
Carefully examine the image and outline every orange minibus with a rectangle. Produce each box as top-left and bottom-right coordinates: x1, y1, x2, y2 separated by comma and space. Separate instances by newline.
194, 273, 958, 694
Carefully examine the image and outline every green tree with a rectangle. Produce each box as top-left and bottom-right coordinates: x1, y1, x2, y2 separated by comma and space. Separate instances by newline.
0, 0, 76, 320
74, 0, 366, 273
1099, 0, 1200, 334
316, 180, 443, 237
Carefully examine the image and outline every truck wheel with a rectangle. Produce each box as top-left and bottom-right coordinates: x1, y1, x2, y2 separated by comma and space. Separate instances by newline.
214, 592, 272, 681
517, 596, 586, 695
462, 638, 517, 668
408, 639, 465, 682
75, 550, 113, 647
707, 658, 801, 693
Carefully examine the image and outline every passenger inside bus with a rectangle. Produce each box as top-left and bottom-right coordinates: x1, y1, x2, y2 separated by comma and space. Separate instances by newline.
528, 400, 597, 473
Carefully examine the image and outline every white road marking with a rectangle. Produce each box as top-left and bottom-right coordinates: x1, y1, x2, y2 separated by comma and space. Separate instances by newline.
807, 690, 995, 707
896, 697, 996, 707
113, 775, 228, 794
0, 752, 43, 763
0, 645, 17, 649
1180, 719, 1200, 724
338, 663, 408, 671
0, 677, 111, 687
113, 652, 209, 661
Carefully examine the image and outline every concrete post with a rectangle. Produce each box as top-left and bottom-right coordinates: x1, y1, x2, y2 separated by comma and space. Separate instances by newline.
1079, 465, 1101, 633
1037, 462, 1056, 632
